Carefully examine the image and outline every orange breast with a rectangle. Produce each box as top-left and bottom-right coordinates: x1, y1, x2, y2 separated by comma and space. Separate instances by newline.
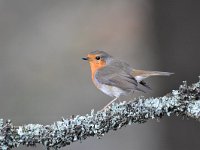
89, 60, 106, 85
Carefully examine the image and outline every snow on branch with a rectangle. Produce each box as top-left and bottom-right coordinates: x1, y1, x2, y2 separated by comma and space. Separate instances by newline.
0, 77, 200, 150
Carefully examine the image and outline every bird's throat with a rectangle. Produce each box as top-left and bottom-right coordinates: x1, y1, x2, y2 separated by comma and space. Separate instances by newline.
89, 61, 106, 81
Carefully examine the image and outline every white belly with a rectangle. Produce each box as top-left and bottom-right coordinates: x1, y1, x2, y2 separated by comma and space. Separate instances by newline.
99, 84, 125, 98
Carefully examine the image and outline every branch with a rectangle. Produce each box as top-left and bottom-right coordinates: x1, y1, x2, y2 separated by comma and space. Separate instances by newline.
0, 77, 200, 150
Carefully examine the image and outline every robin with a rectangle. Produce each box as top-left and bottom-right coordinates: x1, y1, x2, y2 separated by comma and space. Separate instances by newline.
82, 50, 173, 109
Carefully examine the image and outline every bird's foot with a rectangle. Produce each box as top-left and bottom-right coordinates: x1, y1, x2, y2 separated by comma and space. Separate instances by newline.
100, 97, 118, 111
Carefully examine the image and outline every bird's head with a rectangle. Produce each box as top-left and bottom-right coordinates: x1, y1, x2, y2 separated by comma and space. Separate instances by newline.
82, 50, 112, 69
82, 50, 112, 79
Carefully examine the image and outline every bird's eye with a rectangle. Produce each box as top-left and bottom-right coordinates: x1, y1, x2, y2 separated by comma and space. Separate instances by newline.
95, 56, 101, 60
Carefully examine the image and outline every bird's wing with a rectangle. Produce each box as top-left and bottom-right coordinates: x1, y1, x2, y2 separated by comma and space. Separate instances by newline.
95, 61, 146, 93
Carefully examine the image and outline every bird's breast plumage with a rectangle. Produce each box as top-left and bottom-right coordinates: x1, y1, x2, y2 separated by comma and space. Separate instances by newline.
93, 75, 125, 98
89, 60, 106, 82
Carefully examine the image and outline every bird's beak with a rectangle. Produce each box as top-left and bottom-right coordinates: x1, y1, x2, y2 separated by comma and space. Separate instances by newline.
82, 57, 88, 61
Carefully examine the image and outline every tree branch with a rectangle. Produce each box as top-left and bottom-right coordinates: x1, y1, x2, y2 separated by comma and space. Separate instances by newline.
0, 77, 200, 150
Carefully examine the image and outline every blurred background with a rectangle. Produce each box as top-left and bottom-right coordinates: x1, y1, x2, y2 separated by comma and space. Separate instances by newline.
0, 0, 200, 150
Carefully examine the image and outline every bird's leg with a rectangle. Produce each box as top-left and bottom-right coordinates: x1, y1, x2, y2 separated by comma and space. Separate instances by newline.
101, 97, 118, 111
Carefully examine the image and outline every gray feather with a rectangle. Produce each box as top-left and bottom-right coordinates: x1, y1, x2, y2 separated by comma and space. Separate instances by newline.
95, 59, 147, 93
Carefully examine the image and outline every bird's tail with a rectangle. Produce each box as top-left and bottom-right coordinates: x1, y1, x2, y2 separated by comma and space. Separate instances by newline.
132, 69, 174, 82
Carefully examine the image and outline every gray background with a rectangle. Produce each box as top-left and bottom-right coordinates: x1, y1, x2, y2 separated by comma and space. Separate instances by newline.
0, 0, 199, 150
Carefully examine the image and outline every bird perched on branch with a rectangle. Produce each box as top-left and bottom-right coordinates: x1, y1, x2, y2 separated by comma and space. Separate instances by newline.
82, 50, 173, 110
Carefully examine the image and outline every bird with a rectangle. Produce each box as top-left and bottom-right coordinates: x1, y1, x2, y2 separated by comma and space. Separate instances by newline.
82, 50, 173, 110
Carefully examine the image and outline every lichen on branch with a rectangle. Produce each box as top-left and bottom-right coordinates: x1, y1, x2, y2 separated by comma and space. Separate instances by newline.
0, 77, 200, 150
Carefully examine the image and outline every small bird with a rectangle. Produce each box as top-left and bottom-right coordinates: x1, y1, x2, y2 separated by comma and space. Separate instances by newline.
82, 50, 173, 109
